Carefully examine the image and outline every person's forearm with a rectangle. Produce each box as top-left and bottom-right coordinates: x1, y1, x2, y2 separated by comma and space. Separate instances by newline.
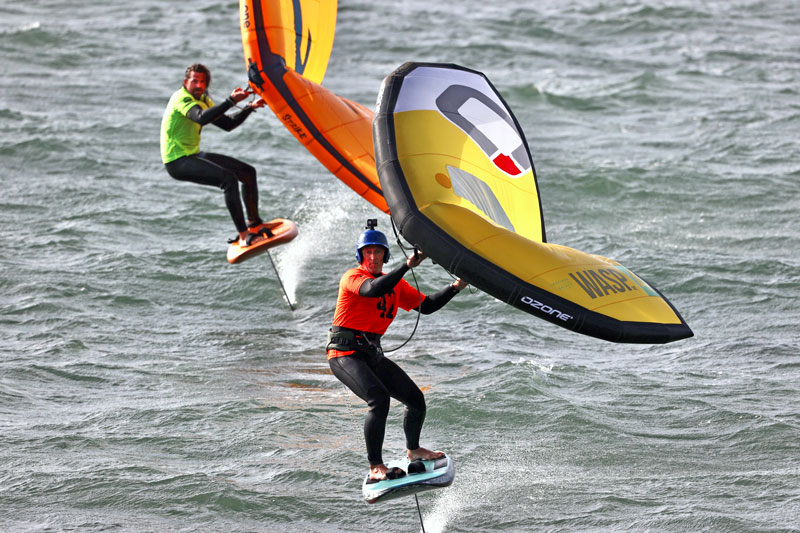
210, 106, 254, 132
186, 98, 235, 126
358, 263, 410, 297
417, 283, 460, 314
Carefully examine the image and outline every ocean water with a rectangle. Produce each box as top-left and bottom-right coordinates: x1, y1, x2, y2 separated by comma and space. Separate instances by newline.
2, 1, 799, 531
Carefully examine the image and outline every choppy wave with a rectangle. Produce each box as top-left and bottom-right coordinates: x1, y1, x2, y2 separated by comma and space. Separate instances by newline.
1, 0, 799, 531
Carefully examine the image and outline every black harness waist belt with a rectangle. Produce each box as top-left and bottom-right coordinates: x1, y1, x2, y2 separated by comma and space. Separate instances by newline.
326, 326, 382, 353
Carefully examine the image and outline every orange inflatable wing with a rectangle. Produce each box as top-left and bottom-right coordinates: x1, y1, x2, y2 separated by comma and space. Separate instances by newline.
239, 0, 388, 213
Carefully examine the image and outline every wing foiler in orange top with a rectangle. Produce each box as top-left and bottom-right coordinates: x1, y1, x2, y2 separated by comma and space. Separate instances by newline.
239, 0, 388, 213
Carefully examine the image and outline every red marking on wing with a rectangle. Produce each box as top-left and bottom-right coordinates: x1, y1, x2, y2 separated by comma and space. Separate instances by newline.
493, 153, 521, 175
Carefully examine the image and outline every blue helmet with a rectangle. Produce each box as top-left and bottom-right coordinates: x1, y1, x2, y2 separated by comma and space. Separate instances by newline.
356, 229, 390, 263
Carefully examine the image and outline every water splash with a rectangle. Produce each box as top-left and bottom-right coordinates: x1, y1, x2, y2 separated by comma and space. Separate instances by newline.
273, 185, 367, 304
420, 435, 556, 532
420, 462, 511, 533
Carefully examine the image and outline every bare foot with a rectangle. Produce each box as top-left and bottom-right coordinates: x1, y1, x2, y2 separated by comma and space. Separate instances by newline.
407, 447, 445, 461
369, 463, 389, 481
238, 232, 264, 247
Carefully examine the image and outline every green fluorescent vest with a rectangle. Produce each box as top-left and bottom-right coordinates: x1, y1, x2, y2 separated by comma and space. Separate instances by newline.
160, 87, 213, 164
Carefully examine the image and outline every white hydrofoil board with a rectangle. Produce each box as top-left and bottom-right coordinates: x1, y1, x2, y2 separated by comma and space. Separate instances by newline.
362, 453, 455, 504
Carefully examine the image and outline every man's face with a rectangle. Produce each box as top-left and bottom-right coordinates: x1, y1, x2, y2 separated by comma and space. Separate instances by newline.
184, 71, 208, 99
360, 245, 386, 275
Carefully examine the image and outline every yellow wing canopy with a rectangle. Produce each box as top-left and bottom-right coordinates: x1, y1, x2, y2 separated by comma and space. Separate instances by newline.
374, 63, 693, 344
240, 0, 387, 212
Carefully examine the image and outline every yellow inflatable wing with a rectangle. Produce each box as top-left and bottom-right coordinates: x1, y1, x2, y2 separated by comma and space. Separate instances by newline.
239, 0, 387, 213
374, 63, 692, 344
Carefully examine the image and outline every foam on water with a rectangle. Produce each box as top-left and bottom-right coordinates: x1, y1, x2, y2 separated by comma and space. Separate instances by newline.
2, 0, 799, 531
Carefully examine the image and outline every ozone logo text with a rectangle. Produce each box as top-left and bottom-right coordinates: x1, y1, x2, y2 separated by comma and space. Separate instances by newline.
520, 296, 572, 322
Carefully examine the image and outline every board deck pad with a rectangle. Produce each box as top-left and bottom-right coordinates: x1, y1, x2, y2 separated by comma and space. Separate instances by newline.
226, 218, 298, 264
362, 453, 455, 504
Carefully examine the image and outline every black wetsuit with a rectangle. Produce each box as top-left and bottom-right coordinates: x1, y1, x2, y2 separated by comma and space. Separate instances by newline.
327, 262, 460, 466
164, 99, 258, 233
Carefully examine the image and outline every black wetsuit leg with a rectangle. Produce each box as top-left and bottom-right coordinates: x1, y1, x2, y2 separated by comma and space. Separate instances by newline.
164, 152, 258, 232
329, 352, 426, 466
202, 153, 259, 224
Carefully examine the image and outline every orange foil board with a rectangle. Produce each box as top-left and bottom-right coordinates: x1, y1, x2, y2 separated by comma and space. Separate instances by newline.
227, 218, 298, 264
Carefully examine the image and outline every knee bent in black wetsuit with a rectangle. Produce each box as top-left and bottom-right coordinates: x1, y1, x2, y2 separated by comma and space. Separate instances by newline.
165, 151, 259, 233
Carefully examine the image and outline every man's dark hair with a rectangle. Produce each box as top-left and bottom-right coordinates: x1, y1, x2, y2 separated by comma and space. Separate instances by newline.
184, 63, 211, 86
